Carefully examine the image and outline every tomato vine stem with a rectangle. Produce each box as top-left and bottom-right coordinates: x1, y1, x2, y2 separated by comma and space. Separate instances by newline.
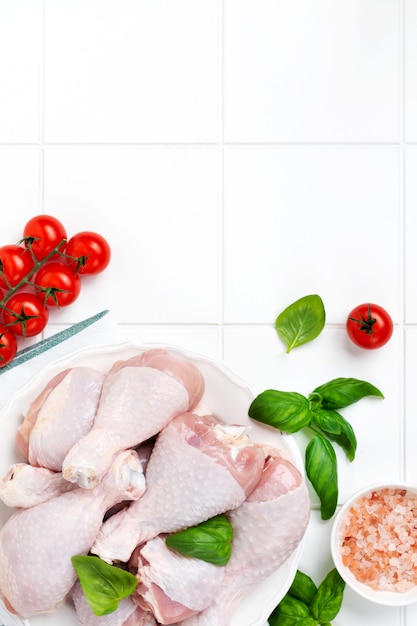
348, 303, 376, 335
0, 239, 79, 313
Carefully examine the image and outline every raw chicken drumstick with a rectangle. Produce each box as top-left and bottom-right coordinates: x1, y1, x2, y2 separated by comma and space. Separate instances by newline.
63, 349, 205, 489
91, 412, 265, 564
180, 449, 310, 626
132, 535, 225, 624
0, 463, 75, 508
16, 366, 105, 471
0, 449, 145, 617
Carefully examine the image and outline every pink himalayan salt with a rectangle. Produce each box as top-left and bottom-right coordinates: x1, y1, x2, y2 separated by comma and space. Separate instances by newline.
339, 488, 417, 592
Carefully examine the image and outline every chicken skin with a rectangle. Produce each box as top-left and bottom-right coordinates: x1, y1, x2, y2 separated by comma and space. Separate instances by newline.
0, 450, 145, 617
133, 536, 225, 624
180, 450, 310, 625
16, 366, 105, 471
91, 412, 265, 564
0, 463, 75, 508
63, 350, 204, 489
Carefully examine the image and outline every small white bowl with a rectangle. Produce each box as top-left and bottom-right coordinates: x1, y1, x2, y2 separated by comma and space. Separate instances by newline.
331, 483, 417, 606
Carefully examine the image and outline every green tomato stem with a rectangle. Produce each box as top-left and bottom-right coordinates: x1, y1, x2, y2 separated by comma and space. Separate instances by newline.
0, 239, 69, 310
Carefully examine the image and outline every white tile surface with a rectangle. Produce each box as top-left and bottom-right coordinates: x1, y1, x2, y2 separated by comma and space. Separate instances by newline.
405, 327, 417, 481
0, 0, 41, 143
0, 149, 40, 218
405, 0, 417, 142
43, 146, 220, 323
224, 146, 400, 324
0, 3, 415, 625
44, 0, 219, 143
405, 147, 417, 321
224, 0, 400, 143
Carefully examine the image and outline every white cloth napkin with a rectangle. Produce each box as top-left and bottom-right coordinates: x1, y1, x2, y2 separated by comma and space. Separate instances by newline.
0, 309, 122, 413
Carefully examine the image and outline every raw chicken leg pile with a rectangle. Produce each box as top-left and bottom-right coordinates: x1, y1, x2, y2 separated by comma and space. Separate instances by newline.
0, 348, 310, 626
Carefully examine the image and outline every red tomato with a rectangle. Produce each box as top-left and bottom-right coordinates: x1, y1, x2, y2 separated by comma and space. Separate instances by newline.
0, 245, 35, 288
34, 262, 81, 307
3, 292, 49, 337
23, 215, 67, 260
346, 303, 393, 350
0, 325, 18, 367
65, 231, 111, 274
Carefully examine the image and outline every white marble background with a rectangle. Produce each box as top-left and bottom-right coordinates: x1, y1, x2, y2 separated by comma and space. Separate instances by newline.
1, 1, 416, 624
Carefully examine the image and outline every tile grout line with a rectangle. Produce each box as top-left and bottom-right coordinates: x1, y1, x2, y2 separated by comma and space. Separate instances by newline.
399, 0, 407, 498
16, 141, 416, 149
398, 9, 408, 623
39, 0, 46, 345
218, 0, 225, 360
39, 0, 45, 214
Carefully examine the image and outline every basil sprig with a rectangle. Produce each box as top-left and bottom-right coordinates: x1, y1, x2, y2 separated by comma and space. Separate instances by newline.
249, 377, 383, 519
305, 434, 338, 521
275, 294, 326, 353
269, 569, 345, 626
72, 516, 233, 616
166, 514, 233, 566
71, 555, 138, 616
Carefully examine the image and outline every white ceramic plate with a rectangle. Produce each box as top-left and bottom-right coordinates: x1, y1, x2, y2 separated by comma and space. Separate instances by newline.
0, 343, 306, 626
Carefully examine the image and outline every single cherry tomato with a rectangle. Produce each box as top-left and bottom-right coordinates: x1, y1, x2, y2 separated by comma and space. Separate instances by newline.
3, 292, 49, 337
0, 245, 35, 288
346, 303, 393, 350
34, 262, 81, 307
0, 325, 18, 367
23, 215, 67, 260
65, 231, 111, 274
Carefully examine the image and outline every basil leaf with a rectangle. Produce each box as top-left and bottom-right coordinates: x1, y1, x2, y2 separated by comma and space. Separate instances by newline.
71, 555, 138, 616
310, 568, 346, 622
288, 569, 318, 605
268, 595, 318, 626
165, 515, 233, 566
311, 409, 357, 462
305, 433, 338, 520
248, 390, 311, 433
312, 377, 384, 410
275, 294, 325, 353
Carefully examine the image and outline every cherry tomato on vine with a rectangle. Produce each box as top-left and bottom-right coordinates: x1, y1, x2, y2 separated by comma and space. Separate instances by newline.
346, 303, 393, 350
34, 262, 81, 307
0, 325, 17, 368
3, 292, 49, 337
65, 231, 111, 274
0, 245, 35, 289
23, 215, 67, 260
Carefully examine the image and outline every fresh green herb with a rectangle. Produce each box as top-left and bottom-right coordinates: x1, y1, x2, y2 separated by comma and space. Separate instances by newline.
247, 390, 311, 433
275, 294, 326, 353
71, 555, 138, 616
268, 569, 345, 626
309, 569, 346, 623
312, 377, 383, 410
248, 377, 383, 519
305, 434, 338, 521
311, 409, 356, 462
165, 515, 233, 566
287, 569, 318, 606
